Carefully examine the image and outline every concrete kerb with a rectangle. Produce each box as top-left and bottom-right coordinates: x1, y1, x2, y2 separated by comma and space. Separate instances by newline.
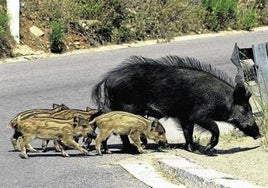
120, 152, 263, 188
157, 155, 263, 188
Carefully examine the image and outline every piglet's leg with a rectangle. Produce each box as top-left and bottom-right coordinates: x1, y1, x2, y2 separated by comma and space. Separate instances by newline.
26, 144, 37, 153
95, 131, 111, 155
102, 138, 112, 154
129, 131, 144, 154
18, 137, 28, 159
41, 140, 49, 152
18, 135, 35, 159
53, 140, 62, 152
61, 136, 88, 155
11, 130, 21, 150
56, 141, 69, 157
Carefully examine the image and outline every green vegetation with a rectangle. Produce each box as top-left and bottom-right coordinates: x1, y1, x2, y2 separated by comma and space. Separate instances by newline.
201, 0, 238, 31
0, 7, 14, 58
236, 8, 258, 30
18, 0, 268, 54
261, 113, 268, 151
49, 20, 66, 53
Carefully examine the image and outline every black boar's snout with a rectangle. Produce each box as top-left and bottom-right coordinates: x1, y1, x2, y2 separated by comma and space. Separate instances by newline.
254, 134, 261, 140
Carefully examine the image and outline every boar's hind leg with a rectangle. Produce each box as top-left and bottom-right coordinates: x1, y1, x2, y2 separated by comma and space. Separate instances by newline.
196, 119, 219, 151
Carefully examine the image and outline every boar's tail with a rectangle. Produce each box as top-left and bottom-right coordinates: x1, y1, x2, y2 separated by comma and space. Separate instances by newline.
7, 117, 18, 129
88, 110, 103, 122
92, 78, 111, 110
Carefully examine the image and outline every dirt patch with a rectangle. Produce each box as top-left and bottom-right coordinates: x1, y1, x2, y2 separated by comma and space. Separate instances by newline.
170, 135, 268, 187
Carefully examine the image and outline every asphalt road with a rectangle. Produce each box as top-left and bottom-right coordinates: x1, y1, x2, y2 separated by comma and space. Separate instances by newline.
1, 28, 268, 188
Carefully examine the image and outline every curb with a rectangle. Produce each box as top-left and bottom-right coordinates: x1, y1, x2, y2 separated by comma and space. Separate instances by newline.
120, 153, 263, 188
119, 154, 186, 188
157, 155, 263, 188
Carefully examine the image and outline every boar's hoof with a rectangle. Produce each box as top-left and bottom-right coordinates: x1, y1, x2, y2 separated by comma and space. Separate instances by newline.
203, 149, 217, 156
184, 143, 195, 152
19, 153, 29, 159
104, 149, 112, 154
42, 148, 48, 153
204, 144, 217, 152
62, 152, 70, 157
96, 151, 103, 156
27, 147, 37, 153
80, 148, 89, 155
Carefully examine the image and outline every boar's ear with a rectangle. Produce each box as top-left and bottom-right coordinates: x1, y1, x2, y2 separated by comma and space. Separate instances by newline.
150, 120, 156, 131
245, 91, 252, 101
151, 119, 159, 127
233, 83, 249, 104
61, 104, 69, 110
86, 107, 93, 111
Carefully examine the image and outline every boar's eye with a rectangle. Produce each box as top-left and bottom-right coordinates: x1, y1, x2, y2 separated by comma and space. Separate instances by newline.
82, 125, 88, 128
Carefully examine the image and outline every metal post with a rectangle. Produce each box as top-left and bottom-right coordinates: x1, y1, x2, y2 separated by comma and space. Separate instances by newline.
6, 0, 20, 43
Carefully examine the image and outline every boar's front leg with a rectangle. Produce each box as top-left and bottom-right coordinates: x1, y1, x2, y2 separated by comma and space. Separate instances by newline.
180, 119, 195, 152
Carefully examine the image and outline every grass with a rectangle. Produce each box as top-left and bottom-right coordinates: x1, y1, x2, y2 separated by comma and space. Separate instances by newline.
0, 8, 14, 58
259, 111, 268, 151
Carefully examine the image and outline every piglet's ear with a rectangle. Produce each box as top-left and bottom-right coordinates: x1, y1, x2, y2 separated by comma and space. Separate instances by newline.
73, 116, 79, 128
245, 91, 252, 101
233, 83, 248, 104
52, 103, 59, 108
152, 119, 159, 128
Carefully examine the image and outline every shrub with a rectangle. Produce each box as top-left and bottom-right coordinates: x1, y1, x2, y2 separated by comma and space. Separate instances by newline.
236, 8, 258, 30
0, 8, 14, 58
128, 0, 206, 41
49, 20, 66, 53
76, 0, 132, 45
202, 0, 238, 31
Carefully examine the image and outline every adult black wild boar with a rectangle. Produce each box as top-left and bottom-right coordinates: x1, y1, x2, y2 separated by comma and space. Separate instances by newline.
92, 56, 261, 152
